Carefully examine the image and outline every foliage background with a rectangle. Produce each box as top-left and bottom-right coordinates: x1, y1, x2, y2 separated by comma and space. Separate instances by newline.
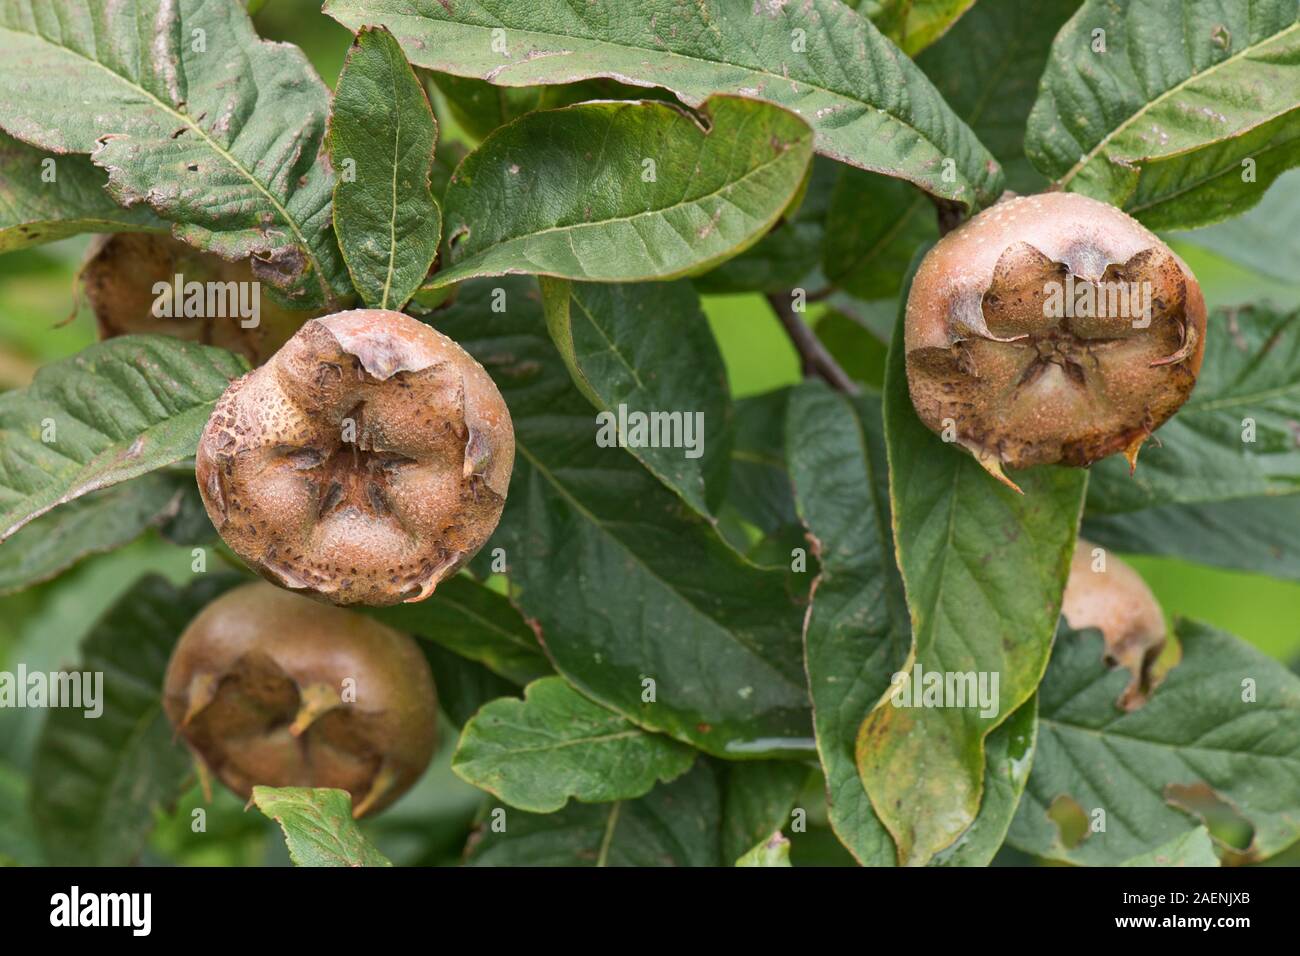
0, 0, 1296, 866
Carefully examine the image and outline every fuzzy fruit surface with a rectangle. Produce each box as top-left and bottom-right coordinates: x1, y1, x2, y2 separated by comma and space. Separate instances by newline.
1062, 539, 1167, 711
905, 192, 1206, 489
163, 582, 438, 818
196, 308, 514, 606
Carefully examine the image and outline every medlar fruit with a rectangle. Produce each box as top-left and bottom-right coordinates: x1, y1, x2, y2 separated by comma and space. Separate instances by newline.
163, 582, 438, 818
905, 192, 1206, 491
196, 308, 513, 606
1061, 539, 1167, 711
81, 233, 309, 366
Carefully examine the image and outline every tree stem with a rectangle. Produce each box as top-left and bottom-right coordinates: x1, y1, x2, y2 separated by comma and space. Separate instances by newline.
765, 292, 860, 395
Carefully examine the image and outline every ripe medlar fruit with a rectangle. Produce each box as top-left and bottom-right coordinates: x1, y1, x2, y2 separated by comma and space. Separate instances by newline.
163, 582, 438, 817
1062, 539, 1167, 710
81, 233, 310, 365
905, 192, 1206, 491
196, 308, 513, 606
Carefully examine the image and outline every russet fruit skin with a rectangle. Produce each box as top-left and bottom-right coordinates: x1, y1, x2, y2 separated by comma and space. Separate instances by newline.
163, 582, 438, 818
905, 192, 1206, 491
1062, 539, 1166, 711
196, 308, 514, 606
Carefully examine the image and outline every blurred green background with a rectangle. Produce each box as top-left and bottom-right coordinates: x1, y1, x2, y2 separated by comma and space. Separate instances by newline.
0, 0, 1296, 867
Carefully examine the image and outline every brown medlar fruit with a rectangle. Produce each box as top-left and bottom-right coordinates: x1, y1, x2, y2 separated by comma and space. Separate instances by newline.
905, 192, 1206, 491
196, 308, 513, 606
81, 233, 310, 365
163, 582, 438, 817
1062, 539, 1167, 710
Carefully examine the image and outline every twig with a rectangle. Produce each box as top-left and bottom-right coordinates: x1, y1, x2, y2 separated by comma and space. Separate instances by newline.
765, 291, 860, 395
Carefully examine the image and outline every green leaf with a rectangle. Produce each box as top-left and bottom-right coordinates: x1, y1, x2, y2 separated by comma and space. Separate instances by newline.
370, 574, 551, 687
466, 761, 721, 866
0, 0, 349, 308
723, 387, 799, 536
719, 759, 811, 865
0, 131, 166, 252
541, 277, 731, 520
251, 786, 393, 867
1009, 623, 1300, 865
430, 96, 812, 288
916, 0, 1080, 195
0, 472, 192, 595
1171, 168, 1300, 283
330, 26, 442, 311
736, 831, 792, 866
0, 336, 246, 542
868, 263, 1087, 865
822, 171, 936, 300
1025, 0, 1300, 228
862, 0, 975, 56
420, 642, 520, 728
1087, 304, 1300, 513
431, 277, 814, 757
453, 676, 696, 813
324, 0, 1004, 211
29, 574, 239, 865
1121, 826, 1220, 867
1084, 496, 1300, 583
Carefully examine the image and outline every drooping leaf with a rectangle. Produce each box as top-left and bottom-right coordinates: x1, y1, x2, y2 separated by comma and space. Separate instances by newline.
1083, 496, 1300, 583
0, 472, 192, 595
330, 26, 441, 311
862, 0, 976, 56
718, 759, 811, 865
1025, 0, 1300, 229
0, 131, 166, 252
1172, 168, 1300, 284
429, 277, 814, 758
541, 278, 731, 520
453, 677, 696, 813
0, 335, 246, 542
324, 0, 1004, 211
1009, 623, 1300, 865
370, 574, 551, 687
429, 96, 813, 288
867, 265, 1087, 865
1120, 826, 1220, 867
1087, 304, 1300, 513
420, 642, 520, 728
736, 831, 792, 866
29, 574, 238, 865
466, 761, 721, 866
251, 786, 393, 867
0, 0, 349, 307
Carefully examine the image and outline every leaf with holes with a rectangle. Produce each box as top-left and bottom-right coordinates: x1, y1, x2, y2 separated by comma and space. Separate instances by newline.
325, 0, 1004, 210
0, 0, 349, 307
329, 26, 441, 310
0, 336, 246, 542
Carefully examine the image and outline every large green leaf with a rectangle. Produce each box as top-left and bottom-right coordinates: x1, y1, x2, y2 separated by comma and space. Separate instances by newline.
0, 131, 166, 252
718, 760, 812, 865
0, 472, 192, 595
370, 574, 551, 687
466, 761, 721, 866
821, 171, 936, 301
429, 277, 814, 758
1026, 0, 1300, 229
330, 26, 441, 310
722, 387, 799, 536
861, 0, 975, 56
324, 0, 1004, 211
1087, 304, 1300, 513
419, 642, 520, 728
541, 278, 731, 520
252, 787, 393, 867
1084, 496, 1300, 583
787, 378, 1040, 866
1120, 826, 1220, 867
0, 335, 246, 542
453, 677, 696, 813
867, 265, 1087, 865
1172, 168, 1300, 284
1009, 623, 1300, 865
29, 574, 238, 865
0, 0, 349, 307
429, 96, 812, 288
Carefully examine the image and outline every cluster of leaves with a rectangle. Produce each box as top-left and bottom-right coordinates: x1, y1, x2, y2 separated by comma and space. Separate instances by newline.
0, 0, 1297, 867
